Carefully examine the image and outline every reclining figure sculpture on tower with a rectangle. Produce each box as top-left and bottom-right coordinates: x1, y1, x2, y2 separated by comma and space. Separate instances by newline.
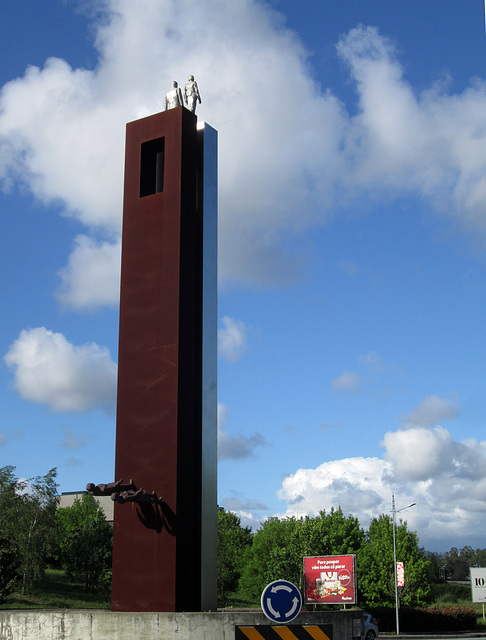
86, 479, 135, 496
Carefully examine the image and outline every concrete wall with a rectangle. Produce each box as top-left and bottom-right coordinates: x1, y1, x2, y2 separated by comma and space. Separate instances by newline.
0, 608, 364, 640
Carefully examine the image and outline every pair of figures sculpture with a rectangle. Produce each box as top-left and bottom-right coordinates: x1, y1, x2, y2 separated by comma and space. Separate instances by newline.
87, 479, 163, 505
164, 75, 201, 114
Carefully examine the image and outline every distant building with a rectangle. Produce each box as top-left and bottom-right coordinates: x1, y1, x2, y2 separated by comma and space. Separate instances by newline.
58, 491, 114, 524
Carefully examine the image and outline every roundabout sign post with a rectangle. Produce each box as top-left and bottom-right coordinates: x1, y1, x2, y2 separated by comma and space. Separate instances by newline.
261, 580, 302, 624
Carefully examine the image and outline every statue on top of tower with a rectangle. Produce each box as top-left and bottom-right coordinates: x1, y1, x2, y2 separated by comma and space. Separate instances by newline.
184, 75, 202, 114
164, 81, 184, 111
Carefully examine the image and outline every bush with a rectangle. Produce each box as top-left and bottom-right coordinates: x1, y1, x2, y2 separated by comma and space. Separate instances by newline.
430, 582, 471, 603
62, 518, 112, 591
368, 605, 477, 633
56, 494, 112, 592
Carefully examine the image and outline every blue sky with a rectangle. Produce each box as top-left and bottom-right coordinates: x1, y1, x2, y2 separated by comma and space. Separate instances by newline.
1, 0, 486, 552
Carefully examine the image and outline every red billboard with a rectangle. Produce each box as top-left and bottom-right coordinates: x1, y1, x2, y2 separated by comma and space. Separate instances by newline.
303, 555, 357, 604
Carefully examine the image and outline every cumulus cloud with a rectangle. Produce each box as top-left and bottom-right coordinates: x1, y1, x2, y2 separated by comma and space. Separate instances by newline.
57, 235, 121, 310
1, 9, 486, 302
0, 56, 125, 231
4, 327, 117, 413
218, 402, 266, 461
218, 316, 248, 361
279, 457, 390, 523
331, 370, 362, 394
383, 425, 454, 481
278, 417, 486, 548
0, 0, 343, 298
400, 394, 460, 427
337, 26, 486, 233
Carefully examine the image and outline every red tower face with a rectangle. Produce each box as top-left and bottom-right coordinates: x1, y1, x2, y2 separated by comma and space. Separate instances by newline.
111, 107, 217, 612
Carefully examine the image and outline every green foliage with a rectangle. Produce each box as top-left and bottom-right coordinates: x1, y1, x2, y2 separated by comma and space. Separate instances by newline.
239, 508, 364, 600
425, 550, 444, 583
426, 545, 486, 583
430, 582, 471, 604
0, 569, 110, 609
217, 507, 252, 606
357, 514, 431, 608
440, 545, 486, 581
56, 494, 112, 591
238, 516, 298, 600
0, 466, 59, 594
0, 536, 20, 602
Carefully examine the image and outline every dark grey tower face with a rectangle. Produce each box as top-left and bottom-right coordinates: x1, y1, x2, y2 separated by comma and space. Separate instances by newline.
111, 107, 217, 613
199, 121, 218, 611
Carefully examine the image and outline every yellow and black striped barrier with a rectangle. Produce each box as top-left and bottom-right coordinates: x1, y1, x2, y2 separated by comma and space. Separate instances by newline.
235, 624, 333, 639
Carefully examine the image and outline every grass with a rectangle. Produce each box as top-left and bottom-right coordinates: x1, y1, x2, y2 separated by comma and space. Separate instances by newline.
3, 574, 486, 627
220, 592, 260, 609
0, 570, 110, 610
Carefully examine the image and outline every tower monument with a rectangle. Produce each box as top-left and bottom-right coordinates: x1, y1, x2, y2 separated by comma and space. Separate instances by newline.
110, 104, 217, 612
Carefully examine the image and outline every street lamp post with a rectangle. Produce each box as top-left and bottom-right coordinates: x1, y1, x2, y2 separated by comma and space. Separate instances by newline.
392, 494, 416, 635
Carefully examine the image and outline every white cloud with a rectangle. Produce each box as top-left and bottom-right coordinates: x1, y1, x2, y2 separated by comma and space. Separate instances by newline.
279, 457, 390, 524
400, 394, 460, 427
57, 235, 121, 310
0, 0, 343, 297
278, 421, 486, 549
233, 510, 263, 532
337, 25, 486, 234
1, 10, 486, 303
218, 316, 247, 362
218, 402, 266, 461
4, 327, 117, 413
331, 370, 362, 394
0, 57, 125, 231
383, 425, 454, 481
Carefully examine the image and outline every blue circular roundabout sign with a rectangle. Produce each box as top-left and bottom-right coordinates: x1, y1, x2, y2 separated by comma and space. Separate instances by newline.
261, 579, 302, 624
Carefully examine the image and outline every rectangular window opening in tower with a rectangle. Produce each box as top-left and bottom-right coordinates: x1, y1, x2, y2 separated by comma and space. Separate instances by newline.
140, 137, 165, 197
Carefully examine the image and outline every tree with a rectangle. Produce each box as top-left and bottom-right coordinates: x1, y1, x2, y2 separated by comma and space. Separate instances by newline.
0, 537, 20, 602
425, 550, 445, 583
475, 548, 486, 568
0, 466, 58, 594
441, 545, 486, 580
298, 507, 365, 558
357, 514, 431, 608
217, 507, 252, 606
239, 508, 364, 600
238, 516, 300, 600
56, 493, 112, 591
